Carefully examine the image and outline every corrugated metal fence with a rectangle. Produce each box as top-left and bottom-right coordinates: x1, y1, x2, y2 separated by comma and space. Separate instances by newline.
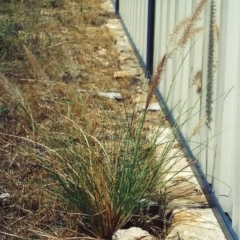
112, 0, 240, 239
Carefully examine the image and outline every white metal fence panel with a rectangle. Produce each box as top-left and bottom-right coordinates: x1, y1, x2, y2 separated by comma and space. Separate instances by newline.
119, 0, 148, 66
153, 0, 205, 154
233, 25, 240, 236
153, 0, 239, 237
211, 1, 240, 237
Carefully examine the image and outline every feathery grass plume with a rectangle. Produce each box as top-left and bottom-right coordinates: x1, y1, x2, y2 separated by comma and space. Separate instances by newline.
22, 45, 49, 82
192, 70, 202, 93
191, 116, 207, 136
0, 74, 18, 116
206, 0, 216, 129
167, 17, 191, 47
214, 22, 220, 42
145, 54, 166, 110
192, 26, 204, 35
0, 73, 22, 102
0, 73, 15, 96
167, 0, 207, 55
176, 0, 207, 48
177, 25, 204, 50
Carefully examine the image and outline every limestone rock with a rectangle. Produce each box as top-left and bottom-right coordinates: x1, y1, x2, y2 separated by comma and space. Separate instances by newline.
131, 93, 147, 104
112, 227, 154, 240
0, 192, 12, 207
137, 102, 161, 112
98, 48, 107, 56
97, 92, 123, 100
114, 70, 129, 79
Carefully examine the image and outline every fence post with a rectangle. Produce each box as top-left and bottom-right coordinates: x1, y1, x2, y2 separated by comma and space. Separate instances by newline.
146, 0, 156, 79
115, 0, 119, 14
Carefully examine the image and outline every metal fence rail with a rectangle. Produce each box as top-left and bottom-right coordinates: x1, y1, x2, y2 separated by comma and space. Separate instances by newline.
112, 0, 240, 239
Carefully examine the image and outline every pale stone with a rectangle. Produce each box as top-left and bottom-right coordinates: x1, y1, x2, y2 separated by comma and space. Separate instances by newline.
112, 229, 125, 240
113, 71, 129, 78
138, 102, 161, 112
97, 92, 123, 100
112, 227, 154, 240
131, 96, 142, 104
131, 94, 147, 104
165, 207, 226, 240
148, 127, 175, 145
0, 192, 12, 206
0, 193, 11, 200
98, 48, 107, 56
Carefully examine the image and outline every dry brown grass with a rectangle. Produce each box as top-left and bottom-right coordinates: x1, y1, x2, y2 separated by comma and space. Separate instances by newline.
0, 0, 138, 238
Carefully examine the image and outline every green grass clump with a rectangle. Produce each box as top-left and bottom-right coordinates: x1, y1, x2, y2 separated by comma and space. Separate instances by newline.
29, 110, 175, 239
